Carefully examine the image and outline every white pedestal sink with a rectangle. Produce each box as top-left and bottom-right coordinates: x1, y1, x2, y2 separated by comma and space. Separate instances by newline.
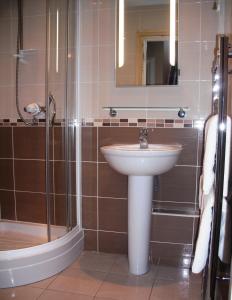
101, 144, 182, 275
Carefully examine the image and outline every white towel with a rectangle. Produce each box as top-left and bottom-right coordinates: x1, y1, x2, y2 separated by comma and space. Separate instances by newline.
202, 115, 218, 195
192, 189, 214, 273
192, 115, 232, 272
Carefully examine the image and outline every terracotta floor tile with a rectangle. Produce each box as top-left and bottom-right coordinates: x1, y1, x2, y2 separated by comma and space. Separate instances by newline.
110, 255, 158, 278
38, 289, 93, 300
150, 279, 201, 300
96, 273, 155, 300
28, 275, 57, 289
0, 286, 43, 300
71, 251, 118, 272
48, 268, 107, 296
156, 265, 192, 281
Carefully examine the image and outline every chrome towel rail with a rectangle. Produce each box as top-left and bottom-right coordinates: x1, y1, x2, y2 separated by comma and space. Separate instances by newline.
103, 106, 190, 118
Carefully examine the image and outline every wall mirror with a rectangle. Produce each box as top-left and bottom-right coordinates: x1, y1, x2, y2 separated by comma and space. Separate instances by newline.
116, 0, 179, 87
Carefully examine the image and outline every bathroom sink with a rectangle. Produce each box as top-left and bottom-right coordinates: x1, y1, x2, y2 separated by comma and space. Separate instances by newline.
101, 143, 182, 176
101, 143, 182, 276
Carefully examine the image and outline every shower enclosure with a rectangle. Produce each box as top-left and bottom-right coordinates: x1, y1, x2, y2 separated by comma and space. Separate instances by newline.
0, 0, 83, 287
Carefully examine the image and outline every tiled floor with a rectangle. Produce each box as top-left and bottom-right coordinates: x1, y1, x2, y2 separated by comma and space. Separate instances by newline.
0, 251, 202, 300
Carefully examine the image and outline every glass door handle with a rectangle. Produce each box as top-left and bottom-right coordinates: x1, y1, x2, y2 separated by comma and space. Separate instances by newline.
48, 93, 56, 125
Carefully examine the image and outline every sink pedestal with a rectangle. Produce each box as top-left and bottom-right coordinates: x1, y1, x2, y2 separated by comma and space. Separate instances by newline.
128, 175, 153, 275
101, 143, 182, 276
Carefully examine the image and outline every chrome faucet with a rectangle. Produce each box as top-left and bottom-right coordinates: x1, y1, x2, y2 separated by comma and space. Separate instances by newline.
139, 128, 148, 149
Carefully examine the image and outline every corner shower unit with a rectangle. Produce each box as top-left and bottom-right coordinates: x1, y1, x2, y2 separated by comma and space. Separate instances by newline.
0, 0, 83, 287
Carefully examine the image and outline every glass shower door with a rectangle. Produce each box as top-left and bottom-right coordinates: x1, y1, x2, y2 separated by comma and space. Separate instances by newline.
46, 0, 77, 241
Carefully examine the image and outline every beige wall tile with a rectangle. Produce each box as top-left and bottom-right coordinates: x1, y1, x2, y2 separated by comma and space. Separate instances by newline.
179, 42, 201, 80
179, 2, 201, 42
201, 1, 219, 42
79, 46, 99, 83
99, 8, 115, 45
80, 9, 98, 46
200, 42, 216, 80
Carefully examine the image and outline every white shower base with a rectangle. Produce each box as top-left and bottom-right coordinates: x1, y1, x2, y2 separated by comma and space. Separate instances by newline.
0, 221, 84, 288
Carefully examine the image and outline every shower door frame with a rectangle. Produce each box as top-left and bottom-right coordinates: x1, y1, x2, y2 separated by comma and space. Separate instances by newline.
45, 0, 76, 242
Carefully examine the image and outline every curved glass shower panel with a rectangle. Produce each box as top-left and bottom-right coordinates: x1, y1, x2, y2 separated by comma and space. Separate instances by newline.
0, 0, 78, 249
46, 0, 78, 240
0, 0, 48, 250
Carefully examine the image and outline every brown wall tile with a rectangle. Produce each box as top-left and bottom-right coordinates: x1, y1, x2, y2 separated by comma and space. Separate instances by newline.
72, 195, 77, 226
53, 194, 77, 226
0, 159, 14, 189
54, 126, 76, 161
84, 230, 98, 251
197, 129, 204, 166
82, 127, 97, 162
98, 127, 139, 162
99, 231, 128, 254
53, 161, 66, 194
99, 197, 128, 232
150, 242, 193, 267
15, 159, 45, 192
193, 217, 200, 246
68, 126, 76, 161
70, 162, 76, 195
16, 191, 50, 223
98, 163, 127, 198
82, 196, 97, 229
54, 127, 65, 160
0, 190, 15, 220
13, 127, 45, 159
149, 128, 198, 165
82, 162, 97, 196
155, 166, 197, 203
54, 194, 66, 226
151, 215, 194, 244
0, 127, 12, 158
53, 161, 76, 195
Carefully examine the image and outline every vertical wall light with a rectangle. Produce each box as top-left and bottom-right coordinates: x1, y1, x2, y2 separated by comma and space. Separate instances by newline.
169, 0, 176, 66
118, 0, 125, 68
56, 9, 59, 73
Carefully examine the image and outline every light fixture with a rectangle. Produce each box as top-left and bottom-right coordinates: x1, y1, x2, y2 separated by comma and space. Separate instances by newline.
118, 0, 125, 68
169, 0, 176, 66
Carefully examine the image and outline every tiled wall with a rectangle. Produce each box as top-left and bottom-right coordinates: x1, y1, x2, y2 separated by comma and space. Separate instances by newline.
0, 0, 77, 121
81, 125, 203, 266
0, 0, 78, 226
0, 125, 77, 226
79, 0, 219, 120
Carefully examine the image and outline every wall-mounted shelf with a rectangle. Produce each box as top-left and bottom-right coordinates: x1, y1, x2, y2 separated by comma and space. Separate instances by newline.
103, 106, 190, 118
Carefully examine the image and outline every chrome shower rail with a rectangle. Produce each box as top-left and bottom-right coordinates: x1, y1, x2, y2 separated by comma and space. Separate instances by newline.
103, 106, 190, 118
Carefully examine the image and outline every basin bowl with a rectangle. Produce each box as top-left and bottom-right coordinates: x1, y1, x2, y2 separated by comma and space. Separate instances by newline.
101, 144, 182, 176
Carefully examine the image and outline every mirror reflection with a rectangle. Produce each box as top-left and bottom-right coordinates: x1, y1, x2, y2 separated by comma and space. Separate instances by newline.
116, 0, 178, 87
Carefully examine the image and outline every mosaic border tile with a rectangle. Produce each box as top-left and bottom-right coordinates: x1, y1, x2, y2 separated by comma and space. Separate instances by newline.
82, 118, 205, 129
0, 118, 205, 129
0, 119, 67, 127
